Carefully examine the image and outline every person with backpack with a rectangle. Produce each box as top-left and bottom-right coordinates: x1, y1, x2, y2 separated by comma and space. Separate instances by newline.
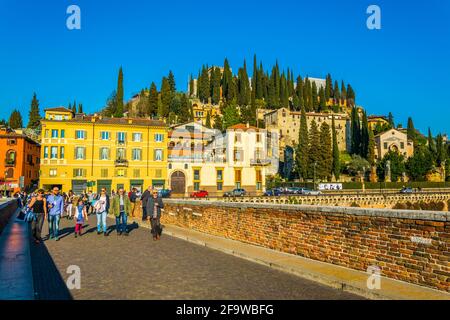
28, 189, 47, 244
110, 188, 131, 236
93, 188, 110, 236
74, 198, 88, 238
47, 186, 64, 241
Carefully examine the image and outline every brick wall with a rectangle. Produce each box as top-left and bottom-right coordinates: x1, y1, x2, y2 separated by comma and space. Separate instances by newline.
161, 200, 449, 292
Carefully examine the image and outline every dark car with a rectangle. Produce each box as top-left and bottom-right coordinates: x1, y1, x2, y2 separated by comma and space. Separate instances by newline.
158, 189, 171, 198
223, 188, 247, 197
190, 190, 209, 198
400, 187, 414, 194
264, 188, 282, 196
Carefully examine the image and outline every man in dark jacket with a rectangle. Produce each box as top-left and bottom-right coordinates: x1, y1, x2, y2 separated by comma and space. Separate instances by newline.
146, 189, 164, 240
140, 186, 152, 221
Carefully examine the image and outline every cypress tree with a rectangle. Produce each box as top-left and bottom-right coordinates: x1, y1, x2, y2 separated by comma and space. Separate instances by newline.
115, 67, 124, 117
311, 81, 318, 111
295, 76, 303, 110
350, 107, 361, 155
205, 111, 211, 128
361, 110, 370, 159
189, 74, 195, 97
9, 109, 23, 129
160, 77, 172, 117
341, 80, 347, 102
325, 73, 332, 101
27, 93, 41, 129
168, 70, 176, 92
318, 122, 332, 180
222, 58, 232, 102
332, 116, 341, 180
78, 103, 83, 114
237, 60, 251, 106
280, 73, 289, 108
368, 128, 375, 166
428, 128, 437, 158
211, 67, 221, 105
388, 112, 395, 128
296, 105, 309, 180
148, 82, 158, 116
333, 80, 340, 102
318, 87, 326, 112
407, 117, 416, 147
308, 119, 321, 178
71, 102, 77, 114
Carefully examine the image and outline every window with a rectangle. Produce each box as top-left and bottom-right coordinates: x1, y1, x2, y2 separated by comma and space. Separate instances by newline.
400, 142, 405, 149
49, 169, 57, 177
116, 169, 126, 177
233, 148, 243, 162
193, 168, 201, 191
235, 133, 241, 143
216, 169, 223, 191
100, 131, 110, 140
73, 169, 86, 178
75, 147, 85, 160
75, 130, 86, 139
101, 169, 108, 178
51, 129, 58, 138
132, 148, 142, 161
155, 169, 162, 178
117, 148, 126, 160
133, 169, 140, 178
133, 132, 142, 142
256, 133, 261, 143
100, 147, 110, 160
235, 169, 242, 189
60, 147, 65, 159
117, 132, 126, 144
154, 149, 163, 161
383, 142, 388, 149
61, 130, 65, 138
155, 133, 164, 142
44, 146, 49, 159
50, 146, 58, 159
256, 169, 262, 191
44, 129, 49, 138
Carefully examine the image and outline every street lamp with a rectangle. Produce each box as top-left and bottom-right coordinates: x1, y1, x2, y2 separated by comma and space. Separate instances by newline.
313, 161, 317, 191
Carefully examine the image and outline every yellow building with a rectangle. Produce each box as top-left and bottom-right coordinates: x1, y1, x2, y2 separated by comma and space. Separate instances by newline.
191, 99, 221, 126
40, 107, 168, 194
368, 115, 390, 131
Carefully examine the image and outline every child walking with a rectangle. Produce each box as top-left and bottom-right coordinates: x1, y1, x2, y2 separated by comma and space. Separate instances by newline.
74, 198, 88, 238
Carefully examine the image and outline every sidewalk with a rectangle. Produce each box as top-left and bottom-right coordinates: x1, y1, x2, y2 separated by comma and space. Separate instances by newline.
131, 217, 449, 300
0, 207, 35, 300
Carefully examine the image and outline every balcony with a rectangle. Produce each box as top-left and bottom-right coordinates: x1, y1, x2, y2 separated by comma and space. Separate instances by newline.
4, 159, 15, 167
250, 158, 271, 166
114, 159, 129, 167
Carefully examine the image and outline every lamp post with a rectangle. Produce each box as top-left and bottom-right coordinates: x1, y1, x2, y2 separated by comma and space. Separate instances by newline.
362, 166, 366, 193
313, 161, 317, 191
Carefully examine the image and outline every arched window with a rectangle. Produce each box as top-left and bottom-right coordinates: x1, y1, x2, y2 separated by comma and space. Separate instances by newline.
6, 150, 16, 165
5, 168, 14, 178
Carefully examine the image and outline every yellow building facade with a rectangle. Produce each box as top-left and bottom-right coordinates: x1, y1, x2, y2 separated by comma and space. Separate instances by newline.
39, 107, 168, 194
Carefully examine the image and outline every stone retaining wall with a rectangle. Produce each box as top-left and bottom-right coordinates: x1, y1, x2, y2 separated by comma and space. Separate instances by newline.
0, 200, 19, 236
161, 200, 450, 292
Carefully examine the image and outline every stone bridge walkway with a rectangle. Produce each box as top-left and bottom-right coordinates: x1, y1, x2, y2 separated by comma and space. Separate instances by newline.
30, 215, 362, 300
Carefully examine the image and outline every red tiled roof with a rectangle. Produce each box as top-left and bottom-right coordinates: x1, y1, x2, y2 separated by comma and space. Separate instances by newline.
228, 123, 262, 131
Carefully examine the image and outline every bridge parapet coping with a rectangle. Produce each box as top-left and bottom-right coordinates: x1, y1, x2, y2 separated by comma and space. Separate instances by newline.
164, 199, 450, 221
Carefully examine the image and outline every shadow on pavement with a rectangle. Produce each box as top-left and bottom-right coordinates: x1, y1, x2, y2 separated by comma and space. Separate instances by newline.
29, 227, 72, 300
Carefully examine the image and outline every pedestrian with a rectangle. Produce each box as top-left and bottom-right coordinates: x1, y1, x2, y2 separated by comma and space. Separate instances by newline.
93, 188, 110, 236
74, 198, 88, 238
111, 188, 130, 236
141, 186, 151, 221
46, 186, 64, 241
66, 190, 75, 220
146, 189, 164, 241
28, 189, 47, 244
129, 187, 138, 218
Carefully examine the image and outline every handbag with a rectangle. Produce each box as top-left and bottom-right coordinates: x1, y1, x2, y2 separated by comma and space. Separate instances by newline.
24, 207, 36, 222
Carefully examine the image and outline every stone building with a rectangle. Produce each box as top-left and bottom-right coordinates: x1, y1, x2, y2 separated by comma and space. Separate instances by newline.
374, 128, 414, 161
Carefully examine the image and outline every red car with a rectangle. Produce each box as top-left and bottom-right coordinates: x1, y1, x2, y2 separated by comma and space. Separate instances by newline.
190, 190, 209, 198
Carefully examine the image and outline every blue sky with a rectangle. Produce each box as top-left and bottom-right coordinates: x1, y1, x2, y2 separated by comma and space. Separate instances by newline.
0, 0, 449, 134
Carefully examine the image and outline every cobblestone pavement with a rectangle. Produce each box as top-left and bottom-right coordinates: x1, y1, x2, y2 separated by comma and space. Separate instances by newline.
30, 215, 363, 300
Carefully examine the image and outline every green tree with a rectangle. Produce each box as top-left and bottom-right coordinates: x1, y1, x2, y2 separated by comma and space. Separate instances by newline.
406, 146, 434, 181
148, 82, 159, 116
318, 122, 332, 180
27, 93, 41, 129
222, 102, 240, 129
368, 129, 375, 165
307, 119, 321, 178
160, 77, 172, 118
295, 105, 309, 180
9, 109, 23, 129
78, 103, 83, 114
427, 127, 437, 159
167, 70, 176, 92
213, 114, 223, 131
318, 87, 326, 112
331, 116, 341, 180
346, 155, 370, 177
115, 67, 124, 117
360, 110, 370, 159
211, 67, 221, 105
350, 107, 361, 155
436, 133, 447, 167
388, 112, 395, 128
407, 117, 416, 147
102, 91, 117, 117
377, 151, 406, 182
205, 111, 211, 128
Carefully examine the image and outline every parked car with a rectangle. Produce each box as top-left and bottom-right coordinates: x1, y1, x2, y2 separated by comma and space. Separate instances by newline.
158, 189, 171, 198
190, 190, 209, 198
400, 187, 414, 194
301, 188, 322, 195
286, 187, 303, 194
223, 188, 247, 197
263, 188, 282, 197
